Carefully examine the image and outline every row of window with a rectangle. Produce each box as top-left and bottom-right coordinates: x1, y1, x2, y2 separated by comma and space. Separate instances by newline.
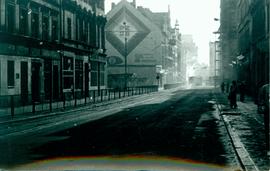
3, 2, 106, 49
6, 60, 105, 89
66, 16, 105, 49
5, 3, 59, 41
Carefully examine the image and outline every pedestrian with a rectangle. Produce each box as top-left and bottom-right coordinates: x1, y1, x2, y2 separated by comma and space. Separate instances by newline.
226, 81, 230, 93
228, 80, 238, 109
239, 81, 246, 102
221, 82, 225, 93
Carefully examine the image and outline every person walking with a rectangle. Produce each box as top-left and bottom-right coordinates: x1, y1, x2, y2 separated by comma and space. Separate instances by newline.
226, 81, 230, 93
228, 80, 238, 109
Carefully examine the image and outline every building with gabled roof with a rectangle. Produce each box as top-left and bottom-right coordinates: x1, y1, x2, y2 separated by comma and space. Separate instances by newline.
106, 0, 180, 88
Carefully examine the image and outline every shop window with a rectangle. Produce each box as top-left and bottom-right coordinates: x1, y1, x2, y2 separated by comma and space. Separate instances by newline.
44, 60, 52, 100
63, 57, 73, 89
7, 4, 15, 33
7, 60, 15, 87
19, 7, 27, 35
100, 63, 105, 86
63, 57, 73, 70
75, 60, 83, 89
31, 12, 39, 38
64, 77, 73, 89
91, 61, 98, 86
100, 73, 105, 86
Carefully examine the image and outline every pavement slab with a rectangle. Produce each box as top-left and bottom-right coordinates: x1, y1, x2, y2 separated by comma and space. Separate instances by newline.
214, 91, 269, 171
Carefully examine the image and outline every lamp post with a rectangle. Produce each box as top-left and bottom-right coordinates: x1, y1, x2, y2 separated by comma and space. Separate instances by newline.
123, 22, 128, 89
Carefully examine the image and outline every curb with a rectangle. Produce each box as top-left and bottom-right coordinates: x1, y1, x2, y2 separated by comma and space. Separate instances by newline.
214, 91, 259, 171
0, 90, 164, 125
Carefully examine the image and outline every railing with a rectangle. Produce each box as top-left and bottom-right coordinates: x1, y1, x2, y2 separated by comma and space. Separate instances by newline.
0, 86, 158, 118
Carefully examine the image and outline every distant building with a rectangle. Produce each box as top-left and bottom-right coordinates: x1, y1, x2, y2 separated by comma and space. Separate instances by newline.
105, 0, 180, 88
0, 0, 106, 106
209, 42, 215, 85
181, 34, 198, 83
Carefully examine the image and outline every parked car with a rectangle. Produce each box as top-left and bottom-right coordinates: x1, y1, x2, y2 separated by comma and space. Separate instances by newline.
257, 84, 269, 114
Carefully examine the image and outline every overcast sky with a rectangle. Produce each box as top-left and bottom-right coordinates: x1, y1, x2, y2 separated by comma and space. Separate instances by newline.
105, 0, 220, 65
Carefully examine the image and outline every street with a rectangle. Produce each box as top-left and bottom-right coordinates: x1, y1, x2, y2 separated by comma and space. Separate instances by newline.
0, 88, 239, 170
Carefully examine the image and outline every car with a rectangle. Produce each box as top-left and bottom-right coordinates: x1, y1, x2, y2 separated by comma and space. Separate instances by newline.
257, 84, 269, 114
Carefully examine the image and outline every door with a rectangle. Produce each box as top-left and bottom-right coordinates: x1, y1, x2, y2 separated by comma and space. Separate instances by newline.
21, 62, 28, 104
85, 63, 89, 97
44, 60, 52, 100
31, 62, 41, 102
53, 65, 59, 100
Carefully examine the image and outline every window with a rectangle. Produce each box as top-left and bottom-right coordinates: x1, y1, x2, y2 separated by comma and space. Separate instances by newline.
84, 21, 88, 42
42, 15, 49, 40
63, 57, 74, 89
97, 25, 100, 47
101, 25, 105, 49
44, 60, 52, 100
7, 4, 15, 33
100, 63, 105, 86
67, 18, 72, 39
91, 61, 98, 86
267, 4, 269, 33
19, 8, 28, 35
79, 19, 83, 41
7, 61, 15, 87
52, 17, 58, 41
31, 12, 39, 38
63, 57, 73, 70
75, 60, 83, 89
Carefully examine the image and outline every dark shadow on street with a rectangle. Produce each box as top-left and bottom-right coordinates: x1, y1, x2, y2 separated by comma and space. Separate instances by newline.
0, 89, 229, 169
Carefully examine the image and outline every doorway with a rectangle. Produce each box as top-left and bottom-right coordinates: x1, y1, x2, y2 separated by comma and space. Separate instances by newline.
85, 63, 89, 97
53, 65, 59, 100
21, 61, 28, 104
31, 62, 41, 102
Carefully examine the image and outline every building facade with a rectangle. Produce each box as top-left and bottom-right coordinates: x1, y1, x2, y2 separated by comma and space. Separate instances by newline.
0, 0, 106, 106
220, 0, 238, 83
105, 0, 180, 89
220, 0, 269, 99
181, 34, 198, 84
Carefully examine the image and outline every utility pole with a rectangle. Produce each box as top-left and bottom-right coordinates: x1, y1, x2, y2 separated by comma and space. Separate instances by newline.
123, 22, 128, 89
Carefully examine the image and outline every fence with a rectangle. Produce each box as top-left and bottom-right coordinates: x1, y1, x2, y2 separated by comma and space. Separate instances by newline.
0, 86, 158, 118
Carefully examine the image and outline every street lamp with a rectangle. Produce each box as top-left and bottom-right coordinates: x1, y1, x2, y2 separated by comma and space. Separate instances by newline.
123, 22, 128, 89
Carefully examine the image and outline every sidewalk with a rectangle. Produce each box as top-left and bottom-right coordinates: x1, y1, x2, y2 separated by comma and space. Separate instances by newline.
215, 91, 269, 171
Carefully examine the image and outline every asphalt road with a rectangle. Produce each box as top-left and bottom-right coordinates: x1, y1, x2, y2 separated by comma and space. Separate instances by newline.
0, 88, 239, 170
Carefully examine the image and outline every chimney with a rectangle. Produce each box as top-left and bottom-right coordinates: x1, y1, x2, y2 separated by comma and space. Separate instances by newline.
111, 2, 116, 9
